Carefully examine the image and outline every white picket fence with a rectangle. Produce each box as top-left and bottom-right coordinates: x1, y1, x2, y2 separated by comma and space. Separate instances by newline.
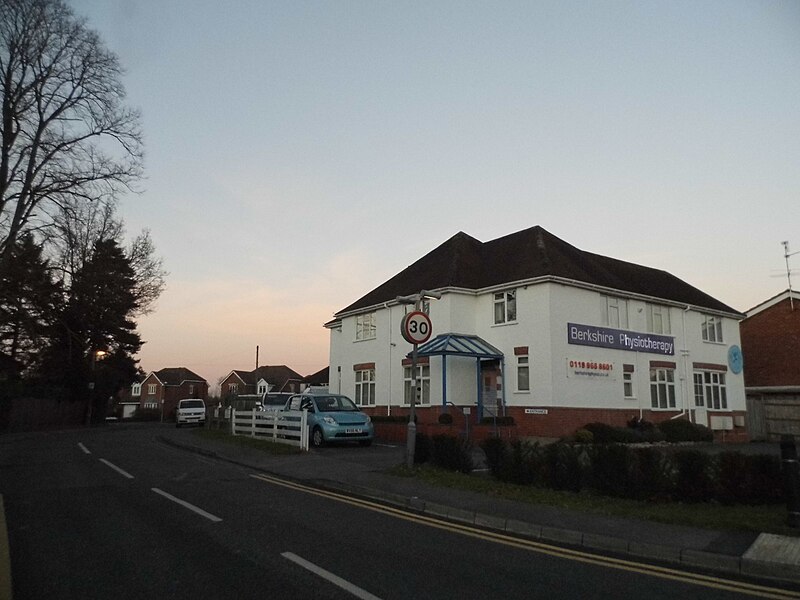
230, 409, 309, 451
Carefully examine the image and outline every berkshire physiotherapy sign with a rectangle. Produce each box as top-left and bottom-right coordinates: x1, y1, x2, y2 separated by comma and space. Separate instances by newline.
567, 323, 675, 356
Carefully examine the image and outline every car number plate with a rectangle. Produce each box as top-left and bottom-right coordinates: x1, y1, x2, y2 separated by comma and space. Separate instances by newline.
346, 428, 363, 434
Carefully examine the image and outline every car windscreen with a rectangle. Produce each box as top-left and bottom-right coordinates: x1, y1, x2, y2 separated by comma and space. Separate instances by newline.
264, 395, 287, 406
180, 400, 205, 409
314, 396, 358, 411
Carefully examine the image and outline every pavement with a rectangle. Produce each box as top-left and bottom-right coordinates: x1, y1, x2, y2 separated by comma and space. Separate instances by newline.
155, 427, 800, 587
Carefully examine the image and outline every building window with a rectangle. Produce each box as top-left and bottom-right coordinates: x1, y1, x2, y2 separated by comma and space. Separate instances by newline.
355, 312, 376, 340
147, 384, 156, 396
647, 304, 671, 334
494, 290, 517, 324
189, 384, 195, 395
144, 402, 158, 409
649, 368, 676, 409
354, 369, 376, 406
603, 296, 628, 329
516, 355, 530, 391
693, 371, 727, 410
257, 382, 268, 395
404, 364, 430, 405
623, 365, 635, 399
132, 383, 141, 397
228, 383, 238, 395
701, 315, 723, 343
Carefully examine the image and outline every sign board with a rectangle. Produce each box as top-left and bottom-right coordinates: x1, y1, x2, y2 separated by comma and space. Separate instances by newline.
401, 311, 432, 345
567, 323, 675, 356
524, 408, 548, 415
566, 359, 617, 380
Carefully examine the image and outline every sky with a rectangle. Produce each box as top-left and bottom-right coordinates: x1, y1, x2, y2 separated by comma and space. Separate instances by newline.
68, 0, 800, 392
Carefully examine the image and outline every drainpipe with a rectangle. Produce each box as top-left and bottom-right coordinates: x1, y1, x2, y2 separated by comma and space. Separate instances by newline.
385, 302, 393, 417
673, 305, 692, 421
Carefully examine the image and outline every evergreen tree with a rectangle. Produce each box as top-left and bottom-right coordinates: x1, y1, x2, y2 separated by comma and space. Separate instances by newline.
0, 235, 61, 379
42, 239, 142, 420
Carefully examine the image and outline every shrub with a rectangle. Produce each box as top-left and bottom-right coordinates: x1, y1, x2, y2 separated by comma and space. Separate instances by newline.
544, 442, 585, 492
717, 452, 784, 505
673, 449, 713, 502
414, 432, 431, 464
508, 440, 546, 486
438, 412, 454, 425
631, 447, 673, 500
573, 428, 594, 444
431, 434, 474, 473
657, 419, 713, 443
582, 422, 638, 444
590, 444, 635, 497
480, 437, 508, 479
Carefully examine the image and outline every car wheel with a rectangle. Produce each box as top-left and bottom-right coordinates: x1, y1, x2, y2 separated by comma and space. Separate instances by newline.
311, 427, 325, 448
359, 439, 372, 447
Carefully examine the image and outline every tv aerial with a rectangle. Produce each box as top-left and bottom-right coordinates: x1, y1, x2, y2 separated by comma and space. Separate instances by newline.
781, 241, 799, 310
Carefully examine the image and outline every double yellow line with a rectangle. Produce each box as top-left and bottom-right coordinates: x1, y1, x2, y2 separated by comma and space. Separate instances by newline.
251, 473, 800, 600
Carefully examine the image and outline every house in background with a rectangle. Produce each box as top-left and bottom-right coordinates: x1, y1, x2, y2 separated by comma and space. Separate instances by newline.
740, 289, 800, 440
219, 365, 304, 400
303, 366, 329, 391
327, 226, 747, 441
138, 367, 208, 420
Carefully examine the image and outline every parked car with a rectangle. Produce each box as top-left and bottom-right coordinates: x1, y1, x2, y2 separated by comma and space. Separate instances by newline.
175, 399, 206, 428
283, 393, 374, 447
259, 392, 293, 413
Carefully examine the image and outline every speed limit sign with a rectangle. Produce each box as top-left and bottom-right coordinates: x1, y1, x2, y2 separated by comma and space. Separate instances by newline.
401, 311, 432, 345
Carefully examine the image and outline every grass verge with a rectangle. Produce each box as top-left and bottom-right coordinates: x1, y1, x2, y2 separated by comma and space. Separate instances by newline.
192, 427, 302, 455
388, 464, 799, 537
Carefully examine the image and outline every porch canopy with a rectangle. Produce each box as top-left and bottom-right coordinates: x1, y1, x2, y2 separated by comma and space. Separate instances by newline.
412, 333, 505, 418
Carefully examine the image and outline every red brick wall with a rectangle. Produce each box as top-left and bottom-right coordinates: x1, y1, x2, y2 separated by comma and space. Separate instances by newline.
741, 297, 800, 387
369, 406, 748, 443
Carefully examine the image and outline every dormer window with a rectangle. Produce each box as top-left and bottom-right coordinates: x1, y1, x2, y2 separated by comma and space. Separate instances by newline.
132, 383, 141, 397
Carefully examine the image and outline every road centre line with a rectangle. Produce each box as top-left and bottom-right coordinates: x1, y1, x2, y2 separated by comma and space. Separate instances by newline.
282, 552, 382, 600
99, 458, 134, 479
251, 474, 800, 600
77, 443, 91, 455
151, 488, 222, 523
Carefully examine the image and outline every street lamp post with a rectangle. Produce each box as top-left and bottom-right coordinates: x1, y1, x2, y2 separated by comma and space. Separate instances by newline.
396, 290, 441, 468
86, 350, 107, 425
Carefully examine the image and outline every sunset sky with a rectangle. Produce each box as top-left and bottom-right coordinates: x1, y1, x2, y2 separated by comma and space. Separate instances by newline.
69, 0, 800, 392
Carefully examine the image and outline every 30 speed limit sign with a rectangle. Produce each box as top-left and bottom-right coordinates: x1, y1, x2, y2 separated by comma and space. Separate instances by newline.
401, 311, 432, 345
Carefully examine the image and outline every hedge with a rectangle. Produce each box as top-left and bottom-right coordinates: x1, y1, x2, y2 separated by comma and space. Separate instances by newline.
479, 438, 784, 505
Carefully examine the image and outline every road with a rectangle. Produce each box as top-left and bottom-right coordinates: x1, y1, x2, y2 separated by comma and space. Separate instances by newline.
0, 424, 795, 599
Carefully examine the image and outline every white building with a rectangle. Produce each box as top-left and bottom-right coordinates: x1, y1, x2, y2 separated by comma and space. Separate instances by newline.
326, 226, 747, 440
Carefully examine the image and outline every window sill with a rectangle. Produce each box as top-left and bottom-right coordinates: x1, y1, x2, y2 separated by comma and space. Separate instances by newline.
491, 321, 518, 328
353, 337, 377, 343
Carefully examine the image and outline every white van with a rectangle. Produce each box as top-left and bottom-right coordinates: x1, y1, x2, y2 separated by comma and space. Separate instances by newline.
175, 399, 206, 428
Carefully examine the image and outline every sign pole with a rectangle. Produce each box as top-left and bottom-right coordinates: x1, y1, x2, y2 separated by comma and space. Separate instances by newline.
397, 291, 439, 469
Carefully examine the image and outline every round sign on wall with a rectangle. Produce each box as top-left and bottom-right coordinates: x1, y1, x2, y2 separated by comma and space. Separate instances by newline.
728, 345, 743, 374
401, 311, 432, 345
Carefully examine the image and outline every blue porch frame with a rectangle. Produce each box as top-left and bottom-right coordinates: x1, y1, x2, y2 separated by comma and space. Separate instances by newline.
413, 333, 505, 420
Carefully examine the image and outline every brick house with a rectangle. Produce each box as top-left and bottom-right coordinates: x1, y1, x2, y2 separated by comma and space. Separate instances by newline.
740, 289, 800, 440
327, 226, 748, 441
137, 367, 208, 420
219, 365, 304, 400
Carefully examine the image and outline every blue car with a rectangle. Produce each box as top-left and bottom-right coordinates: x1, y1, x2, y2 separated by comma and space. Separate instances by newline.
284, 393, 374, 448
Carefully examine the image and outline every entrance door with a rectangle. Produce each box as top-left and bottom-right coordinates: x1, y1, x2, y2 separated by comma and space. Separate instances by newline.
481, 361, 502, 418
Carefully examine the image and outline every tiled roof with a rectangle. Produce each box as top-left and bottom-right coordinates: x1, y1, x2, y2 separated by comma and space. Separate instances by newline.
154, 367, 207, 385
235, 365, 303, 388
336, 226, 738, 316
304, 367, 329, 385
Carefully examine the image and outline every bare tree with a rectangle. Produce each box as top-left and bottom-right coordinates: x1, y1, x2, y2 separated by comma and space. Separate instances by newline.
0, 0, 143, 260
49, 197, 166, 315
